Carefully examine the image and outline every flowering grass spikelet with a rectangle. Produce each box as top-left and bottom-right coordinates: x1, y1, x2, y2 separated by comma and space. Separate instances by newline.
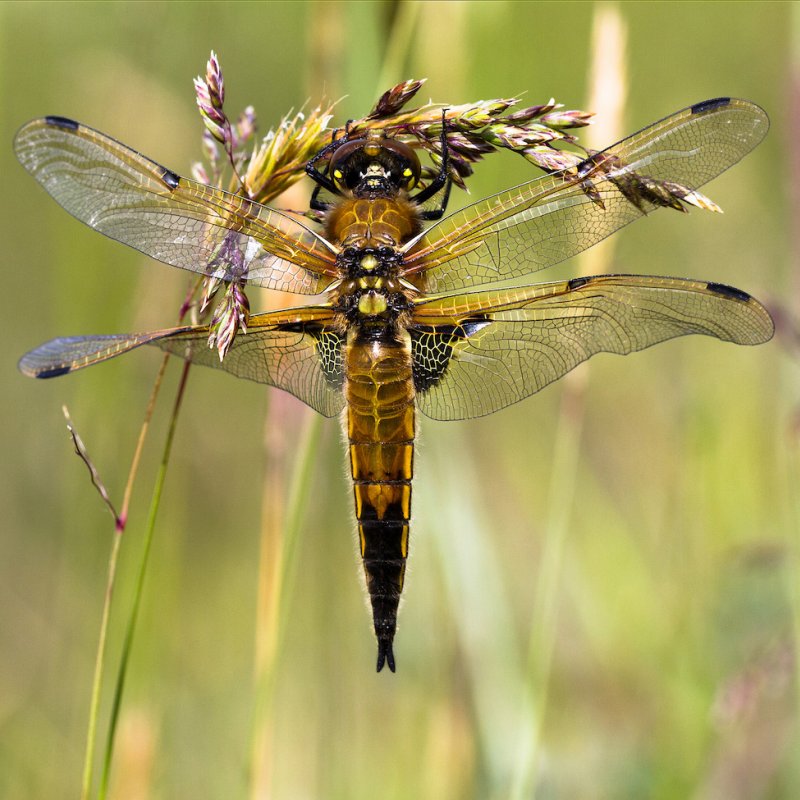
207, 279, 250, 361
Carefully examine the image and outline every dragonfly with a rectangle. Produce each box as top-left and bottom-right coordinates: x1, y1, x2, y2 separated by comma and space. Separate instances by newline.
15, 97, 774, 672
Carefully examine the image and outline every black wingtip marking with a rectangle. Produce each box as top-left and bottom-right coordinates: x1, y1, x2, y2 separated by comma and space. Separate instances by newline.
707, 282, 751, 303
160, 168, 180, 190
691, 98, 731, 115
568, 276, 592, 290
376, 640, 396, 673
34, 365, 72, 379
44, 115, 80, 131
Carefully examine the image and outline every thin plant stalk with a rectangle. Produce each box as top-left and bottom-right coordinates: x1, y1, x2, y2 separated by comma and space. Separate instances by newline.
80, 538, 124, 800
78, 275, 200, 800
787, 2, 800, 732
511, 6, 628, 796
771, 431, 800, 784
98, 359, 193, 799
786, 442, 800, 732
375, 0, 422, 95
78, 351, 172, 800
509, 398, 585, 800
78, 474, 123, 800
250, 404, 322, 798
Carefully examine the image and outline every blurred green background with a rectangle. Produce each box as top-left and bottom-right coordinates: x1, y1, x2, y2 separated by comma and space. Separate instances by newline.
1, 1, 797, 798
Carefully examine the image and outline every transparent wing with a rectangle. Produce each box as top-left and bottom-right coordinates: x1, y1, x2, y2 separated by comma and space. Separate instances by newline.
14, 117, 339, 294
409, 275, 774, 420
403, 99, 769, 292
18, 306, 346, 417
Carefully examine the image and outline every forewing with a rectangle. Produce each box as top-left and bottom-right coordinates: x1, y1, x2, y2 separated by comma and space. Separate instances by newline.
410, 275, 774, 420
18, 306, 346, 417
403, 99, 769, 292
15, 117, 338, 293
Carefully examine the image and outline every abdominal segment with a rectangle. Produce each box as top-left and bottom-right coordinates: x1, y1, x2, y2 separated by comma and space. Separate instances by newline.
345, 328, 415, 672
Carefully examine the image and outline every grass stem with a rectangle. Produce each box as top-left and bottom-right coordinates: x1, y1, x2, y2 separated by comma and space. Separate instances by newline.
249, 404, 322, 798
78, 351, 172, 800
97, 360, 192, 799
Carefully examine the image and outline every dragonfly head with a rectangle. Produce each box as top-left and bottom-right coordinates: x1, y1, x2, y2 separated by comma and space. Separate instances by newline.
328, 130, 421, 197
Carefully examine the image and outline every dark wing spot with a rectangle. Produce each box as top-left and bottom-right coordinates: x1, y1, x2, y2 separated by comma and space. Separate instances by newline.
411, 318, 490, 393
315, 330, 345, 389
706, 282, 751, 302
276, 321, 344, 389
160, 168, 181, 190
44, 115, 80, 131
568, 276, 592, 291
35, 365, 72, 379
691, 98, 731, 115
411, 326, 455, 392
277, 322, 305, 334
460, 320, 492, 337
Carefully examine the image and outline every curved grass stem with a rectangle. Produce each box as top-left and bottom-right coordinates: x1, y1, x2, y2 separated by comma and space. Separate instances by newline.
97, 359, 192, 799
79, 351, 172, 800
79, 276, 201, 800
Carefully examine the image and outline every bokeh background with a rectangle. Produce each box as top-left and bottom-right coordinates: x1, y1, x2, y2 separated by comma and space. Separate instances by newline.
1, 2, 797, 798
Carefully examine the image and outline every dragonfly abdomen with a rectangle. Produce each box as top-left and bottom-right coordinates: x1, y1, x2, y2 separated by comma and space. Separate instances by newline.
345, 327, 415, 673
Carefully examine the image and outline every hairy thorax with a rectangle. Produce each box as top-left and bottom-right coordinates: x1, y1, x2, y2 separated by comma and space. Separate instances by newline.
325, 196, 421, 250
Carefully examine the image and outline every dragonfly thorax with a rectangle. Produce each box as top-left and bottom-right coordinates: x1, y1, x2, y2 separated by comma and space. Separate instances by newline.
334, 244, 413, 322
334, 275, 412, 323
326, 196, 422, 251
338, 245, 403, 278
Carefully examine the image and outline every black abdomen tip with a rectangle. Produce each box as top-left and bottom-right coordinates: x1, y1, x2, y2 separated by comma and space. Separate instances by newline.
44, 115, 80, 131
376, 640, 396, 673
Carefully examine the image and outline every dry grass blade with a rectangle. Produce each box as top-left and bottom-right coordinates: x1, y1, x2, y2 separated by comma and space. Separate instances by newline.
63, 405, 119, 526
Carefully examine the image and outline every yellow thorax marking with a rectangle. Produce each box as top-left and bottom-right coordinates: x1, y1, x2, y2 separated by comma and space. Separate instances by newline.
357, 276, 385, 290
360, 253, 379, 272
358, 291, 388, 316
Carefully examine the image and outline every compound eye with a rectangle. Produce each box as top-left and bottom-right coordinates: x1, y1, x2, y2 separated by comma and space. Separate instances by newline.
327, 138, 368, 191
378, 138, 421, 190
